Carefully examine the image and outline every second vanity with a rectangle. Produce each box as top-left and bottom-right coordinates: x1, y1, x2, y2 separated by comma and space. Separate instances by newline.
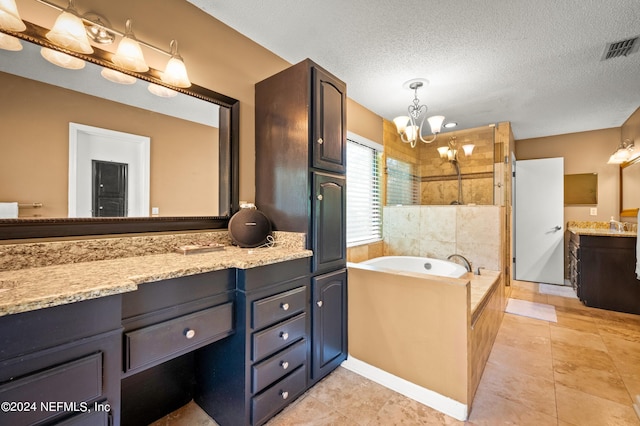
568, 223, 639, 315
0, 232, 346, 426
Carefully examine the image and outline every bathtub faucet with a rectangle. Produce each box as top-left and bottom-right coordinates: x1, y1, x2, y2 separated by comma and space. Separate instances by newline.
447, 254, 472, 272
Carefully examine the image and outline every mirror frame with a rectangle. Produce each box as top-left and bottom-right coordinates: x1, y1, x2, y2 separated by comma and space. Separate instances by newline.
619, 155, 640, 218
0, 22, 239, 240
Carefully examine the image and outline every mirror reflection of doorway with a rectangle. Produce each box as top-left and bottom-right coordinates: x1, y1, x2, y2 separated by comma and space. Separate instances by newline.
92, 160, 128, 217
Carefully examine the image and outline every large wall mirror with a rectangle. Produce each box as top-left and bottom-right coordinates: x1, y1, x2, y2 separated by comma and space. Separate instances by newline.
620, 155, 640, 217
0, 17, 239, 239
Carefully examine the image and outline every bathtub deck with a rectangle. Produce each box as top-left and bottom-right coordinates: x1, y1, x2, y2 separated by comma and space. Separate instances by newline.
469, 270, 501, 321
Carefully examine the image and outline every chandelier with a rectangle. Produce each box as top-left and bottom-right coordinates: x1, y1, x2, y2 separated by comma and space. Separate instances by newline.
437, 136, 475, 163
393, 79, 446, 148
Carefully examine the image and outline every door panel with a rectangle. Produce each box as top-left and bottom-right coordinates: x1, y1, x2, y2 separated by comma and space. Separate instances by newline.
514, 158, 564, 284
312, 172, 346, 273
311, 269, 347, 381
312, 67, 346, 173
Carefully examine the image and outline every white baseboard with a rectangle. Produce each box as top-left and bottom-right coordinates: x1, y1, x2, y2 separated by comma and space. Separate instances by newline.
340, 356, 468, 421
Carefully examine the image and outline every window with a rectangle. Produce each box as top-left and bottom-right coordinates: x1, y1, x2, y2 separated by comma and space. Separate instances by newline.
346, 134, 382, 246
386, 157, 419, 205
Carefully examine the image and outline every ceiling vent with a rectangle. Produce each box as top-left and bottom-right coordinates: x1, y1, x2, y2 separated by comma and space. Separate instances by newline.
601, 36, 639, 60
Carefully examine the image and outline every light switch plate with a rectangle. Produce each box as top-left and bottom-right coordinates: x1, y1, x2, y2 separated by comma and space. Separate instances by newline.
152, 207, 160, 215
590, 207, 597, 216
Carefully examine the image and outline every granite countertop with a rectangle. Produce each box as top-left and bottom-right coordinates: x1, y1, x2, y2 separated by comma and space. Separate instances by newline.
0, 245, 312, 317
567, 227, 637, 238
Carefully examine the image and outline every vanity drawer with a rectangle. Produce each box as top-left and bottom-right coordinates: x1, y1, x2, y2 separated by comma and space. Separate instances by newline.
252, 284, 307, 330
252, 313, 306, 362
126, 302, 233, 372
0, 353, 102, 426
251, 365, 307, 426
252, 339, 306, 393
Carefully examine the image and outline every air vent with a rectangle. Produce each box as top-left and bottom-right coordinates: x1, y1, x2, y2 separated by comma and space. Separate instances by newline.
601, 36, 639, 60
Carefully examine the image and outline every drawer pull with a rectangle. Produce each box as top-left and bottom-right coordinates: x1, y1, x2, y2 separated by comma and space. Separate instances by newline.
316, 300, 323, 308
280, 361, 289, 370
280, 331, 289, 341
317, 194, 323, 201
184, 328, 196, 339
281, 391, 289, 400
281, 302, 290, 311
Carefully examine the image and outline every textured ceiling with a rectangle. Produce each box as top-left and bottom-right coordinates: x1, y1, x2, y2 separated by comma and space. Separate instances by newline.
188, 0, 640, 140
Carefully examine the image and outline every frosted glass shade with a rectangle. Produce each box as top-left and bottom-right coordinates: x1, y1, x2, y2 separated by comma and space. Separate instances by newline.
462, 144, 475, 156
161, 56, 190, 88
0, 32, 22, 51
437, 146, 449, 159
404, 125, 418, 143
112, 35, 148, 72
41, 47, 85, 69
46, 7, 93, 54
0, 0, 26, 32
101, 68, 136, 84
427, 115, 445, 134
148, 83, 178, 98
393, 116, 409, 134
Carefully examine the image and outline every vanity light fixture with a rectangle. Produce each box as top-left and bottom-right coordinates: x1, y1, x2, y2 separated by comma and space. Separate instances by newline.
0, 0, 193, 92
45, 0, 93, 54
0, 0, 26, 32
393, 78, 446, 148
607, 138, 635, 164
0, 31, 22, 50
111, 19, 148, 73
160, 40, 191, 88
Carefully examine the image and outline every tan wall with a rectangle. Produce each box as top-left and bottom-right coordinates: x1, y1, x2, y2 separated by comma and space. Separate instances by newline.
0, 72, 218, 218
348, 265, 470, 404
621, 107, 640, 143
347, 99, 383, 145
515, 128, 621, 222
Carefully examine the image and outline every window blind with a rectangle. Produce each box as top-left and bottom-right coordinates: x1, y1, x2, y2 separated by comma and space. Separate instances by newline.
386, 158, 419, 205
346, 139, 382, 245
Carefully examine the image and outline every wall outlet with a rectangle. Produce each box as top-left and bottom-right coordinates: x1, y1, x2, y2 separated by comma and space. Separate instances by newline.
590, 207, 597, 216
152, 207, 160, 215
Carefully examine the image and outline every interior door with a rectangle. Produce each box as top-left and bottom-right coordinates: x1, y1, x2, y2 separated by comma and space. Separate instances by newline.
514, 158, 564, 284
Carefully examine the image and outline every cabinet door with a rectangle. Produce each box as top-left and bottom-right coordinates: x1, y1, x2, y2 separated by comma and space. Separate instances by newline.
312, 66, 346, 173
311, 269, 347, 382
312, 172, 346, 273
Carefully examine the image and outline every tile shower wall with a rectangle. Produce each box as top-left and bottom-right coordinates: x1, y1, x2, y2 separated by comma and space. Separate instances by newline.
383, 205, 503, 271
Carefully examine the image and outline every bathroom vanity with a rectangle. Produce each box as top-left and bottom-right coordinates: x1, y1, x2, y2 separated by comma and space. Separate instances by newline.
0, 235, 346, 426
569, 228, 640, 315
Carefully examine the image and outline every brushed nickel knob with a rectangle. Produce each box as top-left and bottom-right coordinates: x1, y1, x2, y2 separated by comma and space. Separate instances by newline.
280, 361, 289, 370
184, 329, 196, 339
317, 138, 324, 144
317, 194, 323, 201
281, 302, 290, 311
280, 331, 289, 340
317, 301, 323, 307
281, 391, 289, 400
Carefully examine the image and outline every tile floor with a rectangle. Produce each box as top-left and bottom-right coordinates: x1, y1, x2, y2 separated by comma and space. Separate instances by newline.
152, 280, 640, 425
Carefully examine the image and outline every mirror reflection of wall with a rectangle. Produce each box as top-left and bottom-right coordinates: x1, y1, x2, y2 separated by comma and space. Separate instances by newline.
621, 158, 640, 213
383, 123, 497, 205
0, 71, 220, 218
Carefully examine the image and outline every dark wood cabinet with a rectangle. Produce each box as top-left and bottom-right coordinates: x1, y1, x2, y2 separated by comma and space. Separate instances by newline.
195, 258, 311, 426
311, 269, 347, 381
255, 59, 348, 391
0, 296, 122, 426
120, 270, 235, 426
569, 232, 640, 315
312, 172, 346, 273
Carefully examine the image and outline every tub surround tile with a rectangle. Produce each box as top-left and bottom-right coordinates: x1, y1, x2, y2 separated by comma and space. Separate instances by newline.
419, 206, 457, 243
0, 234, 311, 317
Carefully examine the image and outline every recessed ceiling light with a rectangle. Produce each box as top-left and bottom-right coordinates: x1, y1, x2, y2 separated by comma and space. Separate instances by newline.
444, 122, 457, 129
